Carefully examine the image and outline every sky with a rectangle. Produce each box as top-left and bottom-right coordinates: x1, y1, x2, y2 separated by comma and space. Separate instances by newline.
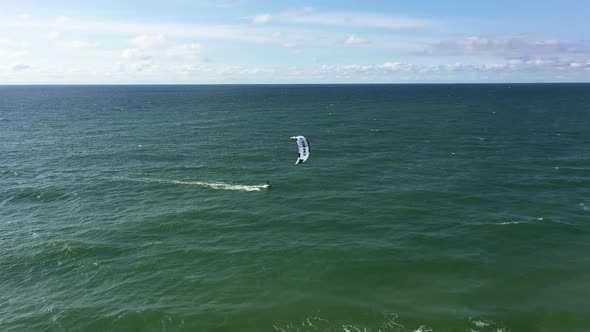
1, 0, 589, 83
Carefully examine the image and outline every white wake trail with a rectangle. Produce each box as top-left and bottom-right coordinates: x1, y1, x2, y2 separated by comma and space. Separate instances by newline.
110, 177, 270, 192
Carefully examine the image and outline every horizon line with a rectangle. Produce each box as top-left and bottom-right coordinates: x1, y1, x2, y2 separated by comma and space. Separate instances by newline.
1, 82, 590, 86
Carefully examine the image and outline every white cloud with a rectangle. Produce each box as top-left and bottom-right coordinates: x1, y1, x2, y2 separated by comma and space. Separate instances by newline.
56, 16, 71, 24
0, 39, 33, 58
122, 42, 201, 61
2, 9, 588, 83
318, 57, 590, 78
214, 0, 246, 9
121, 48, 136, 58
118, 35, 167, 65
119, 41, 203, 76
345, 35, 369, 45
165, 43, 201, 59
253, 14, 271, 24
2, 15, 339, 46
424, 36, 586, 58
17, 13, 32, 20
56, 40, 98, 48
121, 48, 145, 59
382, 62, 403, 70
48, 31, 61, 39
130, 61, 156, 73
115, 58, 156, 74
251, 8, 432, 30
12, 63, 31, 71
130, 34, 167, 49
177, 64, 197, 73
0, 50, 31, 58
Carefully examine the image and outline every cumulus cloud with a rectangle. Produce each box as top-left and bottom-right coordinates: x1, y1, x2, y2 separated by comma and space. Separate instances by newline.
424, 36, 586, 58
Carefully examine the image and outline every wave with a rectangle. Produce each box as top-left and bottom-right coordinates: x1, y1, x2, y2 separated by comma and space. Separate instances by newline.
273, 312, 432, 332
272, 313, 509, 332
109, 177, 270, 192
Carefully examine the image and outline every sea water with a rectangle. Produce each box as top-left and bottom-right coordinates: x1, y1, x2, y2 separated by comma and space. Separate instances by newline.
1, 84, 590, 331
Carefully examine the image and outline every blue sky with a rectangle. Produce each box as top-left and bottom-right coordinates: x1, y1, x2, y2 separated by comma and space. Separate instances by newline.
1, 0, 589, 83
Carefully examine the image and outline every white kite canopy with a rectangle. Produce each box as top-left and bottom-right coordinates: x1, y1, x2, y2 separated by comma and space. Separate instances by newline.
290, 135, 310, 165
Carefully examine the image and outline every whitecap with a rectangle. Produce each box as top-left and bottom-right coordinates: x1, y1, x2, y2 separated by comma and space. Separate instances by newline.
413, 326, 434, 332
498, 221, 522, 225
473, 320, 490, 327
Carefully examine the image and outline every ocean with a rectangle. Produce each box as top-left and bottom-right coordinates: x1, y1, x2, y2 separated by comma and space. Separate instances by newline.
1, 84, 589, 332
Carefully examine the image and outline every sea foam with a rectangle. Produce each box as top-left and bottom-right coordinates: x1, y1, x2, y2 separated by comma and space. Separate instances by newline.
111, 177, 269, 192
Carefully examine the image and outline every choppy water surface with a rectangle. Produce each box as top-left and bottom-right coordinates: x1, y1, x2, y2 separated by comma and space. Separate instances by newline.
1, 84, 590, 331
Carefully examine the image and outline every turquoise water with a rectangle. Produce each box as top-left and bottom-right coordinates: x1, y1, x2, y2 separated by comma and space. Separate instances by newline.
1, 84, 590, 332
